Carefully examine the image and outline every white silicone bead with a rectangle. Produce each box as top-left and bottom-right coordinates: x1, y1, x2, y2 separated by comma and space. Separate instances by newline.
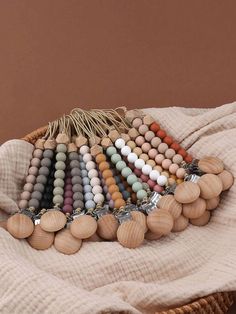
115, 138, 125, 149
83, 153, 92, 163
142, 164, 152, 175
90, 177, 101, 187
150, 170, 160, 181
121, 145, 131, 156
88, 169, 98, 179
79, 145, 89, 155
135, 158, 145, 169
86, 161, 96, 171
92, 185, 103, 194
94, 193, 105, 204
127, 152, 138, 163
157, 175, 167, 186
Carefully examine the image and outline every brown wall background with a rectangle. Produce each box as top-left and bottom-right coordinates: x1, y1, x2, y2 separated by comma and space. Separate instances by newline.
0, 1, 236, 142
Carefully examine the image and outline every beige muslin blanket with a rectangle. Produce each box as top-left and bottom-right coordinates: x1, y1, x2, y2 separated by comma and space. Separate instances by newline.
0, 103, 236, 314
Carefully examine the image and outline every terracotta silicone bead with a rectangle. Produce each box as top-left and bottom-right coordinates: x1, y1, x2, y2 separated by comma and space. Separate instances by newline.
151, 137, 162, 148
141, 143, 151, 153
105, 177, 116, 186
132, 117, 143, 128
177, 148, 187, 158
114, 198, 126, 209
99, 161, 110, 172
150, 122, 160, 133
184, 155, 193, 163
138, 124, 149, 135
171, 142, 180, 152
135, 136, 145, 146
109, 185, 120, 195
182, 198, 206, 219
102, 169, 113, 179
163, 136, 173, 146
95, 154, 106, 164
156, 129, 166, 139
145, 131, 155, 142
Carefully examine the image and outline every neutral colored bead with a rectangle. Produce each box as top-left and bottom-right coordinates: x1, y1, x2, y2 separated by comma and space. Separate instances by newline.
106, 146, 117, 157
147, 208, 174, 235
35, 139, 45, 149
132, 117, 143, 128
138, 124, 149, 135
127, 153, 137, 164
141, 143, 151, 153
83, 153, 92, 163
33, 149, 43, 158
55, 161, 65, 171
72, 176, 82, 185
139, 153, 149, 162
54, 170, 65, 179
135, 136, 145, 146
29, 166, 38, 176
36, 175, 46, 184
165, 148, 175, 159
158, 143, 168, 153
81, 170, 88, 178
88, 169, 98, 179
132, 182, 143, 192
135, 159, 145, 169
56, 152, 66, 162
218, 170, 234, 191
73, 200, 84, 209
142, 164, 152, 175
128, 128, 139, 139
90, 177, 101, 187
157, 175, 167, 186
148, 148, 157, 160
79, 145, 89, 155
158, 195, 182, 220
92, 185, 103, 194
70, 160, 80, 168
31, 157, 41, 167
53, 187, 64, 196
69, 152, 79, 161
172, 215, 189, 232
94, 193, 105, 203
127, 140, 136, 150
54, 178, 64, 188
206, 196, 220, 210
172, 154, 183, 164
80, 162, 86, 169
73, 192, 83, 200
154, 165, 163, 172
115, 138, 126, 149
146, 159, 155, 167
169, 163, 179, 174
183, 198, 206, 219
108, 129, 120, 142
21, 191, 31, 200
111, 153, 122, 164
72, 184, 83, 193
39, 166, 50, 176
56, 144, 67, 153
174, 182, 200, 203
41, 158, 51, 167
85, 200, 96, 209
86, 161, 96, 171
121, 167, 132, 178
133, 147, 142, 157
127, 174, 138, 185
71, 168, 81, 176
145, 131, 155, 142
136, 189, 147, 200
162, 159, 172, 170
151, 137, 161, 148
143, 114, 155, 126
24, 183, 34, 192
83, 185, 92, 193
28, 198, 40, 209
19, 199, 28, 209
198, 174, 223, 199
155, 154, 165, 164
161, 171, 169, 178
176, 168, 186, 179
31, 191, 42, 201
190, 210, 211, 226
85, 192, 94, 201
53, 195, 64, 205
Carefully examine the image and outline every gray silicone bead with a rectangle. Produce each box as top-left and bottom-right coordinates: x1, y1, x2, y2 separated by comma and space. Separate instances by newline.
82, 177, 90, 185
39, 166, 50, 176
36, 175, 47, 184
72, 184, 83, 193
85, 200, 96, 210
28, 198, 40, 209
54, 178, 65, 188
41, 158, 52, 167
72, 176, 82, 185
73, 200, 84, 209
56, 144, 67, 153
31, 191, 42, 201
55, 161, 66, 170
43, 149, 54, 159
84, 192, 94, 201
83, 184, 92, 193
53, 187, 64, 196
70, 160, 80, 168
71, 168, 81, 176
53, 195, 64, 205
79, 162, 86, 169
78, 155, 83, 162
81, 169, 88, 177
73, 192, 83, 201
56, 152, 66, 162
69, 152, 79, 161
54, 170, 65, 179
33, 183, 45, 193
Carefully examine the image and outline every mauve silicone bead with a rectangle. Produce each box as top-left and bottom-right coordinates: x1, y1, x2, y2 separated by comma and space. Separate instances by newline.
73, 200, 84, 209
70, 160, 80, 168
28, 198, 40, 209
24, 183, 34, 192
31, 158, 41, 167
19, 199, 28, 209
140, 174, 149, 182
64, 198, 73, 205
153, 185, 164, 193
43, 149, 54, 158
41, 158, 52, 167
72, 176, 82, 185
169, 163, 179, 174
147, 179, 156, 189
65, 184, 73, 191
29, 166, 38, 176
65, 177, 72, 184
39, 166, 50, 176
106, 193, 111, 201
148, 148, 157, 160
33, 149, 43, 158
65, 190, 73, 198
109, 199, 114, 208
134, 168, 142, 176
21, 191, 31, 200
56, 144, 67, 153
62, 204, 73, 214
72, 184, 83, 193
162, 159, 172, 170
71, 168, 81, 176
69, 152, 79, 161
103, 186, 108, 193
36, 174, 47, 184
132, 117, 142, 128
31, 191, 42, 201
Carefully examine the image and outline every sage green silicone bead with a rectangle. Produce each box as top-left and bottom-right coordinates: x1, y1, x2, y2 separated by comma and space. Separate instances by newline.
53, 187, 64, 196
54, 178, 65, 188
56, 144, 67, 153
56, 152, 66, 162
137, 189, 147, 200
106, 146, 117, 157
121, 167, 132, 178
132, 182, 143, 193
55, 161, 66, 171
53, 195, 64, 205
54, 170, 65, 179
111, 153, 122, 164
127, 174, 138, 185
116, 161, 127, 171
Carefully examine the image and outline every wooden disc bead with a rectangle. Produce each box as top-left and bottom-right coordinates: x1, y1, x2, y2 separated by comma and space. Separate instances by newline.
97, 214, 119, 240
40, 210, 67, 232
70, 215, 97, 239
147, 209, 174, 235
218, 170, 234, 191
0, 220, 7, 230
27, 224, 54, 250
54, 228, 82, 255
190, 211, 211, 226
158, 195, 182, 220
117, 220, 144, 248
7, 213, 34, 239
172, 215, 189, 232
182, 198, 206, 219
198, 156, 224, 174
130, 211, 148, 232
145, 230, 163, 240
84, 232, 102, 242
174, 182, 200, 204
198, 174, 223, 199
205, 196, 220, 210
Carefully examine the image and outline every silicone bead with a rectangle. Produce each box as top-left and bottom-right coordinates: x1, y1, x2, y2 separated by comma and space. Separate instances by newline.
86, 161, 96, 171
92, 185, 103, 194
25, 183, 34, 192
85, 200, 96, 209
73, 192, 83, 200
53, 187, 64, 195
156, 130, 166, 139
83, 153, 92, 163
88, 169, 98, 179
106, 146, 117, 157
151, 137, 161, 148
53, 195, 64, 205
114, 198, 126, 209
148, 149, 157, 160
135, 159, 145, 169
135, 136, 145, 146
116, 160, 127, 171
171, 142, 180, 152
73, 200, 84, 209
72, 176, 82, 184
69, 152, 79, 161
39, 167, 50, 176
111, 153, 122, 164
54, 170, 65, 179
33, 149, 43, 158
70, 160, 80, 168
56, 152, 66, 162
21, 191, 31, 200
121, 167, 132, 178
136, 190, 147, 200
145, 131, 155, 142
85, 192, 94, 201
56, 144, 67, 153
127, 153, 138, 163
162, 159, 172, 170
138, 124, 149, 135
79, 145, 90, 155
142, 164, 152, 175
36, 175, 46, 184
172, 154, 183, 164
157, 175, 167, 186
150, 122, 160, 132
55, 161, 66, 170
165, 148, 175, 159
163, 136, 173, 146
41, 158, 51, 167
121, 146, 131, 156
127, 174, 138, 185
82, 177, 90, 185
115, 138, 125, 149
94, 193, 105, 204
95, 154, 106, 163
150, 170, 160, 181
132, 117, 143, 128
155, 154, 165, 164
28, 199, 40, 209
90, 177, 101, 186
31, 158, 41, 167
127, 141, 136, 150
132, 182, 143, 192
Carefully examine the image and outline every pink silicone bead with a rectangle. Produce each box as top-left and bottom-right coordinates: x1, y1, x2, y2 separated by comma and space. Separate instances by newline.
19, 200, 28, 209
153, 185, 164, 193
66, 178, 72, 184
128, 163, 135, 170
24, 183, 34, 192
165, 148, 176, 159
26, 174, 36, 184
176, 168, 186, 179
148, 148, 158, 159
132, 118, 143, 128
169, 163, 179, 174
147, 179, 156, 189
141, 143, 151, 153
28, 166, 38, 176
140, 174, 149, 182
134, 168, 142, 176
162, 159, 172, 170
158, 143, 168, 153
155, 154, 165, 165
33, 149, 43, 158
151, 137, 161, 148
21, 191, 31, 200
135, 136, 145, 146
138, 124, 149, 135
31, 158, 41, 167
145, 131, 155, 142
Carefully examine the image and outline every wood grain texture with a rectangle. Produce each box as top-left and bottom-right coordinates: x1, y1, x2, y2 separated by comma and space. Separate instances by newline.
7, 213, 34, 239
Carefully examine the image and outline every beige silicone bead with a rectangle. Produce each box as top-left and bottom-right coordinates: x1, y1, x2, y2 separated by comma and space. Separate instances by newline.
146, 160, 156, 167
143, 115, 155, 126
127, 140, 136, 150
128, 128, 139, 140
133, 147, 142, 157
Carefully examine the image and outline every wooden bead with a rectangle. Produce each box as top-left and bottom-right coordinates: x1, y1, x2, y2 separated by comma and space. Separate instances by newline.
145, 230, 162, 240
117, 221, 144, 248
198, 174, 223, 199
143, 115, 155, 126
128, 128, 140, 140
182, 198, 206, 219
147, 209, 174, 235
172, 215, 189, 232
131, 211, 148, 232
205, 196, 220, 210
158, 195, 182, 220
56, 133, 70, 144
125, 109, 143, 123
70, 215, 97, 239
90, 144, 103, 156
40, 210, 67, 232
218, 170, 234, 191
114, 198, 126, 209
67, 143, 77, 152
0, 220, 7, 230
44, 139, 57, 150
190, 211, 211, 226
198, 156, 224, 174
97, 214, 119, 240
89, 135, 101, 146
108, 129, 120, 142
174, 182, 200, 203
7, 213, 34, 239
54, 228, 82, 255
120, 133, 131, 143
101, 137, 112, 148
35, 139, 45, 149
27, 225, 54, 250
